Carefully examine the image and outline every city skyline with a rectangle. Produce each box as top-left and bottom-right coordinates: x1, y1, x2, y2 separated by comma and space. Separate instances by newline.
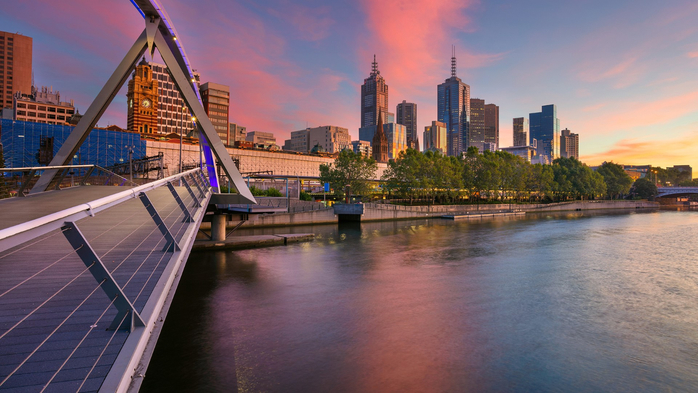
1, 0, 697, 169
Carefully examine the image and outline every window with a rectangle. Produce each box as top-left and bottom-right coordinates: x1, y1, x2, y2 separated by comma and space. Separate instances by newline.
38, 113, 46, 118
17, 103, 25, 108
38, 106, 46, 111
28, 112, 36, 117
28, 104, 36, 110
57, 108, 65, 113
48, 107, 56, 112
48, 114, 56, 119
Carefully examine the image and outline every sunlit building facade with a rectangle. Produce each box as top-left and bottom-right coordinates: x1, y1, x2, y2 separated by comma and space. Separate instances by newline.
423, 120, 447, 154
361, 55, 389, 129
529, 104, 560, 160
0, 32, 32, 110
560, 128, 579, 159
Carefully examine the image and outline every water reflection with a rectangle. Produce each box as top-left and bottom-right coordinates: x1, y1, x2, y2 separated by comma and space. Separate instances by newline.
143, 209, 698, 392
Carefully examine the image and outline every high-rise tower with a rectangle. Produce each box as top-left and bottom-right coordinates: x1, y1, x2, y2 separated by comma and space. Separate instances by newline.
396, 100, 418, 150
0, 31, 32, 110
513, 117, 529, 147
361, 55, 389, 128
529, 104, 560, 160
437, 46, 470, 156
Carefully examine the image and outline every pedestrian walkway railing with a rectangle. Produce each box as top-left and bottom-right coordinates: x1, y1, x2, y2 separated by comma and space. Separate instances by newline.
0, 167, 211, 391
1, 164, 137, 197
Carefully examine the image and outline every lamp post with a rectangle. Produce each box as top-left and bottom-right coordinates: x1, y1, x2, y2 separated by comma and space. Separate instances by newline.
125, 145, 135, 184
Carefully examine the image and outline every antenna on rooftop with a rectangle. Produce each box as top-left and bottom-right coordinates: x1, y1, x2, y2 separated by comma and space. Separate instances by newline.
451, 45, 456, 77
372, 54, 379, 75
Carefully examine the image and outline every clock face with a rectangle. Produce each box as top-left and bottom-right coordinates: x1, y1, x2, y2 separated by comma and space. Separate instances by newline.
141, 99, 151, 108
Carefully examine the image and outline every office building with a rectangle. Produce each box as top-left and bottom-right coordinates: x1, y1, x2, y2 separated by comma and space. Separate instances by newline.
423, 120, 447, 154
529, 104, 560, 160
246, 131, 276, 145
485, 103, 499, 150
513, 117, 529, 147
148, 61, 199, 135
438, 48, 470, 156
361, 55, 389, 128
672, 165, 692, 180
352, 140, 372, 157
13, 86, 76, 125
469, 98, 486, 152
500, 145, 536, 163
285, 126, 351, 154
229, 123, 246, 143
0, 32, 32, 110
200, 82, 230, 145
396, 100, 418, 148
560, 128, 579, 159
383, 123, 407, 159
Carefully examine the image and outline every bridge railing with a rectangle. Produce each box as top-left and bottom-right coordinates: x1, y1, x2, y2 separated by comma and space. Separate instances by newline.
0, 164, 137, 197
0, 167, 212, 391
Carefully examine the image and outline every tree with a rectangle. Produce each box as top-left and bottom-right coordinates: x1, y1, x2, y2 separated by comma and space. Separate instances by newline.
597, 161, 633, 199
319, 149, 377, 199
631, 178, 658, 199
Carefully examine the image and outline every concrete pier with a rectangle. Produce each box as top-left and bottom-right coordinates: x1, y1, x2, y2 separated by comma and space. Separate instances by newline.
193, 233, 315, 251
211, 213, 227, 241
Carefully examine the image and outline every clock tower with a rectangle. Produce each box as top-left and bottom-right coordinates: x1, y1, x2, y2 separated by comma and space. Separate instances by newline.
127, 58, 159, 134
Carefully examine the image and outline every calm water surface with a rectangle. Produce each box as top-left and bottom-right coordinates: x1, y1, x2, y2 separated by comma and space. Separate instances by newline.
143, 210, 698, 392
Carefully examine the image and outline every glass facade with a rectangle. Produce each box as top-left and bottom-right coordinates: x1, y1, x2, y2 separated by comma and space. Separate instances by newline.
529, 104, 560, 160
437, 77, 470, 156
0, 119, 146, 169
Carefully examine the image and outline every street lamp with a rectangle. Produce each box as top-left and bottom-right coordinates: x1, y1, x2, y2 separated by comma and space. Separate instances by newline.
125, 145, 135, 184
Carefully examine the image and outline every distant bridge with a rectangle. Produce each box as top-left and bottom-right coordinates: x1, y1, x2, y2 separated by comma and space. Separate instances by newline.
657, 187, 698, 198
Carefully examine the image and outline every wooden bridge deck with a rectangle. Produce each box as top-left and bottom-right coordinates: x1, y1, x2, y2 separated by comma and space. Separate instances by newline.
0, 185, 205, 392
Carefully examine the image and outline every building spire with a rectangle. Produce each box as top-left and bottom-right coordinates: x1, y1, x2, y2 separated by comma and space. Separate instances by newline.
372, 54, 379, 75
451, 45, 456, 78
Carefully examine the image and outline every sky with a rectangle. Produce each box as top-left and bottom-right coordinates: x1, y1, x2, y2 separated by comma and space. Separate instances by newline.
2, 0, 698, 170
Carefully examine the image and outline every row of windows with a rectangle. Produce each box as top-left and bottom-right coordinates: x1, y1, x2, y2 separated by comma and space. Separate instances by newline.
16, 102, 74, 114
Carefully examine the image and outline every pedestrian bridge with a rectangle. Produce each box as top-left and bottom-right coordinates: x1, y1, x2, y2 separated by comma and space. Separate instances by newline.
657, 187, 698, 197
0, 0, 256, 392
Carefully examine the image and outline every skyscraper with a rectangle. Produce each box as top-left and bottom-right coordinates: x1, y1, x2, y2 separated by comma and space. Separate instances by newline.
0, 32, 32, 110
513, 117, 529, 147
396, 100, 417, 149
361, 55, 389, 128
560, 128, 579, 159
529, 104, 560, 160
469, 98, 485, 152
423, 121, 447, 154
372, 109, 389, 163
484, 103, 499, 150
200, 82, 230, 145
438, 47, 470, 156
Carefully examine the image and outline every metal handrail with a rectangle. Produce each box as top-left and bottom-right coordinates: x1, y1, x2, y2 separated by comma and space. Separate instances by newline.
2, 164, 137, 193
0, 168, 205, 254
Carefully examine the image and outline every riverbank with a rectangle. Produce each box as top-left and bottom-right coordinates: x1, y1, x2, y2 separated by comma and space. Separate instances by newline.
200, 200, 659, 231
193, 233, 315, 251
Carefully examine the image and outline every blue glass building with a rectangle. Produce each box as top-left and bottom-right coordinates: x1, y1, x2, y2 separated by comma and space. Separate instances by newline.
437, 54, 470, 156
529, 104, 560, 160
0, 119, 146, 169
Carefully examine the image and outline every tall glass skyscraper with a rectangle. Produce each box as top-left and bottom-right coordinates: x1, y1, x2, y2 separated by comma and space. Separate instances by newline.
437, 49, 470, 156
529, 104, 560, 160
361, 55, 389, 128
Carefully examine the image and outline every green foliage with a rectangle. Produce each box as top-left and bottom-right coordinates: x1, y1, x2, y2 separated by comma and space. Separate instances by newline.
319, 149, 377, 199
265, 187, 283, 197
597, 161, 633, 199
379, 148, 612, 204
299, 191, 313, 201
678, 179, 698, 187
631, 178, 658, 199
248, 185, 266, 196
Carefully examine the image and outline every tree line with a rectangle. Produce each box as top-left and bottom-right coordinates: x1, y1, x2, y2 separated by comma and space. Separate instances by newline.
320, 148, 645, 204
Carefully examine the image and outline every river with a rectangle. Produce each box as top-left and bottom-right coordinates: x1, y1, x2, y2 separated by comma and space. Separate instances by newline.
142, 209, 698, 392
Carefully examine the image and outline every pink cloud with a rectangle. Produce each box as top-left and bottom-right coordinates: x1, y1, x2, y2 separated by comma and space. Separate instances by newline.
688, 51, 698, 58
358, 0, 505, 130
